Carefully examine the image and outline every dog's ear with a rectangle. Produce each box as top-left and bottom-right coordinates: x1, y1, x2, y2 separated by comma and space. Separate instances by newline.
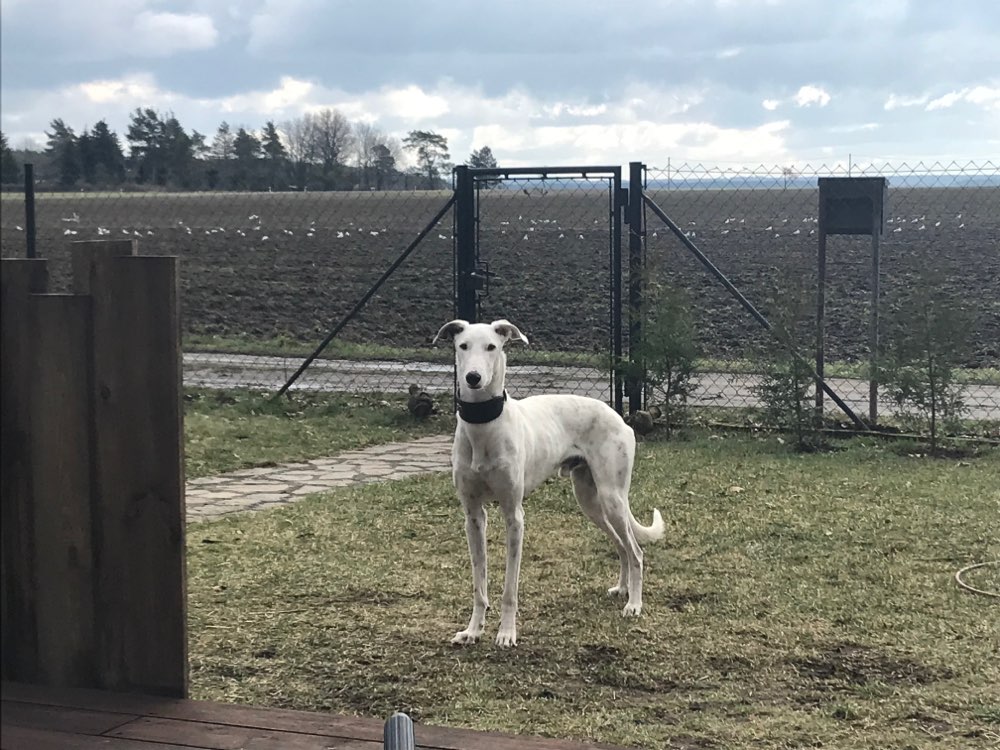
432, 320, 468, 343
492, 319, 529, 345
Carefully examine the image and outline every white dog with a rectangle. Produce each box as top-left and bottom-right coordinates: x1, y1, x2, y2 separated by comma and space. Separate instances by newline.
434, 319, 665, 647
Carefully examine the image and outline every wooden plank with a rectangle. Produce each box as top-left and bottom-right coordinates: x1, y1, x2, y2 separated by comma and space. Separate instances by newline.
1, 725, 192, 749
70, 240, 137, 295
108, 716, 381, 750
1, 701, 137, 735
3, 684, 632, 750
87, 256, 186, 697
0, 259, 48, 683
27, 295, 97, 688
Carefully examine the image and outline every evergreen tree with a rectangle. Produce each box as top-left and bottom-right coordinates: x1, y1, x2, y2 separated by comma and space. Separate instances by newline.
45, 118, 80, 187
261, 120, 287, 189
0, 131, 21, 185
90, 120, 126, 183
403, 130, 450, 189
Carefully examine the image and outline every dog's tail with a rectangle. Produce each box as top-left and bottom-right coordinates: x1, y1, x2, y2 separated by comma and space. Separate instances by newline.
630, 508, 665, 545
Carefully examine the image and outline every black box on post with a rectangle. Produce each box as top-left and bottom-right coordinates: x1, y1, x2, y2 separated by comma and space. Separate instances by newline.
818, 177, 888, 236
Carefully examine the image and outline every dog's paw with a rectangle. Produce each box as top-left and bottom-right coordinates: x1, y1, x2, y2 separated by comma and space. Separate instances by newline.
621, 602, 642, 617
450, 629, 481, 646
607, 584, 628, 598
495, 627, 518, 647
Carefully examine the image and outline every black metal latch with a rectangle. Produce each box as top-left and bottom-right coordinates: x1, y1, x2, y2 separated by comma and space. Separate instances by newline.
470, 261, 495, 299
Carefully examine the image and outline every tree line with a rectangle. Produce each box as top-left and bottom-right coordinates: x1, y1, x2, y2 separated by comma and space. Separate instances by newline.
0, 108, 499, 192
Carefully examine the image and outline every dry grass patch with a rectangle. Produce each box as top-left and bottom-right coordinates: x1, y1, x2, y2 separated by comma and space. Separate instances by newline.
188, 434, 999, 749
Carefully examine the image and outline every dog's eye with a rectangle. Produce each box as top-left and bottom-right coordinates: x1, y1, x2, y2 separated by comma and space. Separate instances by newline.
459, 343, 468, 350
487, 344, 497, 351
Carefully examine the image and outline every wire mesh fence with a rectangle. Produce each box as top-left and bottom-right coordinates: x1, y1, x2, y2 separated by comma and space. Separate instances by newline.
1, 158, 996, 438
472, 171, 618, 402
641, 159, 1000, 437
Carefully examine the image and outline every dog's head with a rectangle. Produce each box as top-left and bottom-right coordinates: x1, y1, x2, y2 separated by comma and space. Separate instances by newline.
433, 319, 528, 395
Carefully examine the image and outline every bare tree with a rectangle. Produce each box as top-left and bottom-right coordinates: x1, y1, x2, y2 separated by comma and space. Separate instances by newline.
281, 115, 318, 190
311, 108, 354, 187
354, 123, 401, 189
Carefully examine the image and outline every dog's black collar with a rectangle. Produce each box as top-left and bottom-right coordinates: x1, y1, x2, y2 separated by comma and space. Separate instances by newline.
458, 391, 507, 424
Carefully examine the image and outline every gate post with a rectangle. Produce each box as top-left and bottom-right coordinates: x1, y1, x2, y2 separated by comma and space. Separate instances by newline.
627, 162, 645, 414
454, 166, 478, 322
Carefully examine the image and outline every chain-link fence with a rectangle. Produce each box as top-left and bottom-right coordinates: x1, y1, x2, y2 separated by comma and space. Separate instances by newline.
641, 160, 999, 437
471, 170, 620, 404
1, 159, 997, 438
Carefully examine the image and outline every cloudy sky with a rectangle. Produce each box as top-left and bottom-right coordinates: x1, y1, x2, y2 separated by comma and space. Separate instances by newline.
2, 0, 998, 169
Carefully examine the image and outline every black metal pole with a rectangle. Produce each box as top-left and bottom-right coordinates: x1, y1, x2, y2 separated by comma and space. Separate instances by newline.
274, 195, 456, 397
643, 194, 869, 431
869, 229, 880, 424
627, 161, 645, 414
815, 227, 827, 419
454, 165, 477, 322
611, 169, 624, 414
24, 163, 36, 259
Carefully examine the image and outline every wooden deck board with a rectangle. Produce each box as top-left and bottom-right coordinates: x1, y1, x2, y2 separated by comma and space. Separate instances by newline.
2, 682, 630, 750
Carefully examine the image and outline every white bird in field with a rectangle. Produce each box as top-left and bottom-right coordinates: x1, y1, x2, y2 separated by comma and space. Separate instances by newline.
15, 225, 22, 231
370, 230, 379, 236
261, 235, 269, 241
337, 231, 345, 238
61, 212, 80, 223
523, 234, 529, 240
893, 227, 903, 233
765, 225, 773, 231
63, 229, 77, 235
792, 229, 801, 235
721, 229, 730, 235
249, 214, 259, 221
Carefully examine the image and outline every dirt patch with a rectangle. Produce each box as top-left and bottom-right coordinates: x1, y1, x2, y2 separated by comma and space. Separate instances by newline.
575, 643, 686, 693
788, 642, 953, 688
5, 187, 998, 368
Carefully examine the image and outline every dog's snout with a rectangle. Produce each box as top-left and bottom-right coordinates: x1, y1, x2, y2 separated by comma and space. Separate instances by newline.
465, 371, 482, 387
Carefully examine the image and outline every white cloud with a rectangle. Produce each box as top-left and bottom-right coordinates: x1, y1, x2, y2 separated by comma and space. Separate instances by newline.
762, 99, 780, 111
884, 92, 929, 110
886, 86, 1000, 112
794, 85, 831, 107
132, 11, 218, 55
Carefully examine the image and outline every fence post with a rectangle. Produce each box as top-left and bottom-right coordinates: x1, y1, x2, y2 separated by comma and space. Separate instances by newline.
81, 251, 187, 696
627, 162, 645, 414
0, 259, 49, 683
27, 293, 96, 687
454, 165, 477, 322
24, 164, 36, 259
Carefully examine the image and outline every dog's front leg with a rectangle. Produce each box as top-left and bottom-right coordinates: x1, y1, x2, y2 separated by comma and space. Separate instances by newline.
496, 496, 525, 647
452, 499, 489, 645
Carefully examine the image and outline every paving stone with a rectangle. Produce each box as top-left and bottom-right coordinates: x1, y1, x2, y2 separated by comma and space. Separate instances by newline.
185, 435, 454, 521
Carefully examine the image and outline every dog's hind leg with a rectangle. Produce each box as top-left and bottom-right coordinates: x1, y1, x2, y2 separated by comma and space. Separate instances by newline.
601, 495, 645, 617
570, 464, 629, 598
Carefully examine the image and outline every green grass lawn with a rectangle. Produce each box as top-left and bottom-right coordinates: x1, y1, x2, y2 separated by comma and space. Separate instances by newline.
183, 389, 453, 479
186, 433, 999, 749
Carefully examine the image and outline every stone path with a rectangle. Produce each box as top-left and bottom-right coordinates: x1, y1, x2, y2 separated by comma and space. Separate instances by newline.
186, 434, 453, 520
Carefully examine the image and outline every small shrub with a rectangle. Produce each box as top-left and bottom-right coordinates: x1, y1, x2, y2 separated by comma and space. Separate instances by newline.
623, 280, 699, 437
753, 279, 823, 451
880, 271, 971, 452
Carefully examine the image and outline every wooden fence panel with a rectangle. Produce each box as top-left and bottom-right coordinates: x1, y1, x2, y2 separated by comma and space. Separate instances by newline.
1, 246, 186, 698
1, 259, 49, 682
27, 295, 96, 687
88, 255, 187, 697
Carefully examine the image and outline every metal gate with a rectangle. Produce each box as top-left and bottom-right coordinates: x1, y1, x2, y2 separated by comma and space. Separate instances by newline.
453, 166, 628, 412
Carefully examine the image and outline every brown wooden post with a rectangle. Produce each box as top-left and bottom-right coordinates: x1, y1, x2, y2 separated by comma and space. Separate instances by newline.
86, 254, 187, 697
70, 239, 137, 294
1, 259, 49, 682
27, 294, 97, 687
